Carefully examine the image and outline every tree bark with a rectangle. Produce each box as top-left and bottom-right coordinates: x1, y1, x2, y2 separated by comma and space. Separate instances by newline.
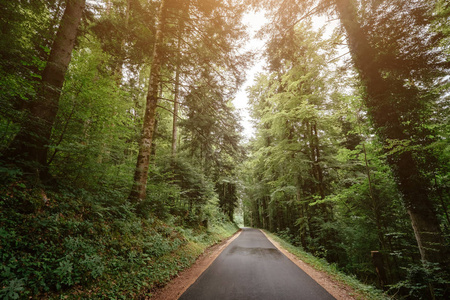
371, 251, 388, 288
312, 121, 325, 199
335, 0, 448, 265
296, 185, 308, 249
7, 0, 85, 176
129, 0, 169, 202
171, 34, 181, 157
171, 68, 180, 157
171, 0, 190, 157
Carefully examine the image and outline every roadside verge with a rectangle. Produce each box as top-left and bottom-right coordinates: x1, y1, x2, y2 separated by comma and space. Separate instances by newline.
261, 230, 390, 300
150, 229, 242, 300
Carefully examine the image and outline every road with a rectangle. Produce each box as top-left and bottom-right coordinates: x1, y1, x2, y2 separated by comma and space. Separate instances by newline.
179, 228, 336, 300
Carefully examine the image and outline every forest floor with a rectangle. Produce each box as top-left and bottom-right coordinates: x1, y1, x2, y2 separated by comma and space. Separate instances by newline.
151, 229, 362, 300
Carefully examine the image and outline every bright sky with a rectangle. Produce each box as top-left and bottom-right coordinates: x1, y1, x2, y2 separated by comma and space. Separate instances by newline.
234, 11, 342, 141
233, 11, 269, 140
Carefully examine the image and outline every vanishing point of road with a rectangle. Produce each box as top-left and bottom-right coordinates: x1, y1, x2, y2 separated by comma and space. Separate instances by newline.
179, 227, 336, 300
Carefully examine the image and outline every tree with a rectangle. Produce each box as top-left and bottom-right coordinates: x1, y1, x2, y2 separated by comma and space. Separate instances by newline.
46, 34, 137, 188
171, 0, 190, 157
334, 0, 449, 266
246, 0, 449, 268
129, 0, 248, 202
5, 0, 86, 178
244, 21, 343, 259
216, 179, 238, 221
129, 0, 169, 202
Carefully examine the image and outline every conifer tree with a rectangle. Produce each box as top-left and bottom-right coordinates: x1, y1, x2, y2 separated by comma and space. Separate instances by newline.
5, 0, 86, 179
129, 0, 169, 202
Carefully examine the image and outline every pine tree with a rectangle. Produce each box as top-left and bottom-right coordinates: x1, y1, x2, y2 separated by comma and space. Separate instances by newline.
5, 0, 86, 179
129, 0, 169, 202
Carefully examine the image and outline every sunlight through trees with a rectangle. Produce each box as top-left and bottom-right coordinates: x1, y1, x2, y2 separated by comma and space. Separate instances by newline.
0, 0, 449, 298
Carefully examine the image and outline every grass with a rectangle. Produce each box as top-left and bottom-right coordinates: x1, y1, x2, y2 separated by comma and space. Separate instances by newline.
263, 230, 392, 300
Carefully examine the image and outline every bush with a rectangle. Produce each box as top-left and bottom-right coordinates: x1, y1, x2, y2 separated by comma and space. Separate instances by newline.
389, 261, 450, 299
0, 172, 237, 298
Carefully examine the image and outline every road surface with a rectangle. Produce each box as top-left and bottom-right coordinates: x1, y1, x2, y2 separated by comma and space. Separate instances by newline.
179, 228, 336, 300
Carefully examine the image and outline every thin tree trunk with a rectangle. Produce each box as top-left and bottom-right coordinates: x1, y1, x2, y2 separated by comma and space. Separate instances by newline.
7, 0, 85, 177
129, 0, 169, 202
172, 0, 190, 157
296, 185, 308, 249
172, 42, 181, 157
356, 110, 388, 251
312, 121, 325, 199
335, 0, 448, 266
261, 195, 269, 229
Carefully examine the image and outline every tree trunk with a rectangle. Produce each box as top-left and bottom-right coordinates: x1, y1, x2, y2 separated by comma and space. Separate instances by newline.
7, 0, 85, 177
171, 66, 180, 157
171, 32, 181, 158
172, 0, 190, 157
296, 185, 308, 249
312, 121, 325, 200
335, 0, 448, 266
128, 0, 169, 202
371, 251, 388, 289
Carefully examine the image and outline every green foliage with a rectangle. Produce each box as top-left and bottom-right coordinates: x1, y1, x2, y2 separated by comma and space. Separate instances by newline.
0, 175, 237, 298
241, 2, 450, 298
136, 156, 218, 226
243, 20, 345, 260
47, 34, 138, 189
0, 0, 53, 149
389, 262, 450, 299
0, 1, 245, 296
216, 179, 239, 221
0, 278, 26, 300
264, 230, 391, 300
1, 0, 448, 299
180, 85, 245, 177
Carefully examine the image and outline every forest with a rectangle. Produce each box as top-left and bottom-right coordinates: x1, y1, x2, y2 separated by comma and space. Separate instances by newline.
0, 0, 449, 299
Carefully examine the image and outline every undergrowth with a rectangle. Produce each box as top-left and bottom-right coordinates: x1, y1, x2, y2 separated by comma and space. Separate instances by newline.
264, 231, 392, 300
0, 176, 237, 299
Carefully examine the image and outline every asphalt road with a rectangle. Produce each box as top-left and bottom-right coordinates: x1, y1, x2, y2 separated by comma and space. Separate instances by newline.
179, 228, 336, 300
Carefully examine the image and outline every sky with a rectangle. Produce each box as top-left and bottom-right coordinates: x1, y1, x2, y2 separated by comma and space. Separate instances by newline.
233, 11, 269, 140
233, 11, 342, 141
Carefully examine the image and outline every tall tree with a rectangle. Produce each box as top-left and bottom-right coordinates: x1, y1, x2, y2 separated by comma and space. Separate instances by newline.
5, 0, 86, 178
244, 21, 343, 258
334, 0, 448, 266
129, 0, 169, 202
171, 0, 190, 157
247, 0, 449, 267
129, 0, 248, 202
